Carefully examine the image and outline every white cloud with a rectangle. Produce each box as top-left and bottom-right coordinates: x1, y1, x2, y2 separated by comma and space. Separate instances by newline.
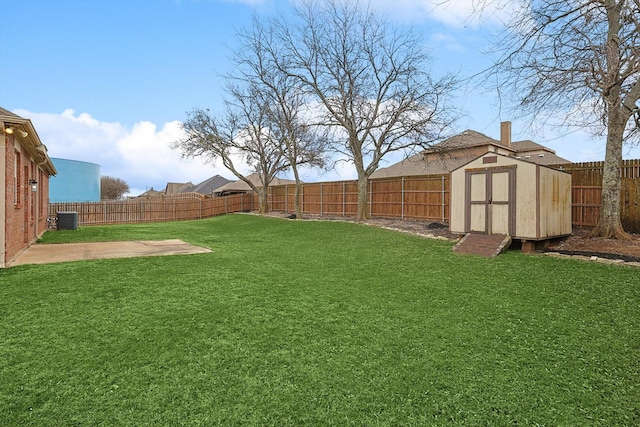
14, 109, 235, 197
217, 0, 269, 7
13, 108, 360, 197
115, 120, 191, 183
15, 107, 637, 201
16, 109, 125, 164
430, 32, 466, 52
364, 0, 515, 27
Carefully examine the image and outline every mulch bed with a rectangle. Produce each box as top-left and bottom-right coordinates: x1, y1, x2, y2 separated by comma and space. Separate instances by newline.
543, 227, 640, 262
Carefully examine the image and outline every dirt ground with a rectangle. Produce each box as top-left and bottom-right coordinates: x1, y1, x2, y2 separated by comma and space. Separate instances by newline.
263, 212, 640, 262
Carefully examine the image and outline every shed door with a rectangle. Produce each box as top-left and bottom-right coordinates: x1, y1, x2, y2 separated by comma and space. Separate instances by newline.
465, 166, 516, 235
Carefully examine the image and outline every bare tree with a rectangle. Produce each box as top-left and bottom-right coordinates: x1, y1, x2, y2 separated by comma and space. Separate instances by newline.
100, 176, 129, 200
232, 17, 329, 219
174, 84, 290, 214
482, 0, 640, 238
277, 0, 458, 221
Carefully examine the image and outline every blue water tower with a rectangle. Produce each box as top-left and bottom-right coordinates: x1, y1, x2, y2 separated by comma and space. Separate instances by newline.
49, 158, 101, 202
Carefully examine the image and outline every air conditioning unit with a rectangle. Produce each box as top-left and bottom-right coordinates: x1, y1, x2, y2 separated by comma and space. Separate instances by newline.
57, 211, 78, 230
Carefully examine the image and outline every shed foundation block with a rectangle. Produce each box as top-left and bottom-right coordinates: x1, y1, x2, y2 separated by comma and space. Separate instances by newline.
521, 241, 536, 254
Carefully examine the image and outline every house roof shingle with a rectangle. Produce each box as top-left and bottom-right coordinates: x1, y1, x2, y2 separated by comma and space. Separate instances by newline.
1, 106, 57, 175
179, 175, 232, 195
371, 127, 571, 179
424, 129, 500, 152
213, 173, 297, 195
0, 107, 22, 119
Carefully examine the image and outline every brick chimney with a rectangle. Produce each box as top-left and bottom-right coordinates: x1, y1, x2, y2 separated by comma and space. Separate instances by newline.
500, 121, 512, 147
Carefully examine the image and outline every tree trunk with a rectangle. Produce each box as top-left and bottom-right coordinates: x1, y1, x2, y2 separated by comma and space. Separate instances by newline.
590, 6, 631, 240
292, 165, 302, 219
257, 189, 269, 214
590, 111, 630, 239
356, 173, 370, 222
293, 183, 302, 219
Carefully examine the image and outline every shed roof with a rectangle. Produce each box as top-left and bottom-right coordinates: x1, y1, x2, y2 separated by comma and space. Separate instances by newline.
451, 151, 572, 174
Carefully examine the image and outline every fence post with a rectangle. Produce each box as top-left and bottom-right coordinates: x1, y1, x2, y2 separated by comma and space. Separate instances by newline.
342, 181, 346, 216
320, 183, 323, 215
442, 175, 445, 222
369, 180, 373, 217
285, 185, 288, 213
401, 177, 405, 220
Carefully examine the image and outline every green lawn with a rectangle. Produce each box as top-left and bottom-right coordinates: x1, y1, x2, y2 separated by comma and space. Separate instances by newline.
1, 214, 638, 425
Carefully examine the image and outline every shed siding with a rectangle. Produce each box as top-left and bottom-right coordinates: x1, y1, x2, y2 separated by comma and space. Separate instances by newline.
450, 152, 571, 240
450, 170, 465, 233
513, 160, 537, 238
538, 166, 572, 238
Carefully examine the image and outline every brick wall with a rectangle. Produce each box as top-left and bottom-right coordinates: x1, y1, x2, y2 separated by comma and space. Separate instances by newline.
4, 134, 50, 265
5, 135, 24, 263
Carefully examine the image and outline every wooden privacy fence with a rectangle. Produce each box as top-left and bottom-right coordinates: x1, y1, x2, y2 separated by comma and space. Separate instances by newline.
269, 175, 450, 221
49, 176, 451, 227
49, 160, 639, 232
553, 160, 640, 232
568, 183, 639, 231
49, 193, 255, 226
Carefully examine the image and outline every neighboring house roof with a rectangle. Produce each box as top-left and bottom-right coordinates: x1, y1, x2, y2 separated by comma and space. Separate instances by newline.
213, 180, 252, 194
212, 173, 297, 195
137, 188, 165, 198
424, 129, 497, 152
136, 176, 234, 198
0, 107, 57, 175
179, 175, 232, 196
371, 127, 571, 179
165, 182, 192, 195
371, 152, 479, 179
511, 139, 545, 151
510, 140, 570, 165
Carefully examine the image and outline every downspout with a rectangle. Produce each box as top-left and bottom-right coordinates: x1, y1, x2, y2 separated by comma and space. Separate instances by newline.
0, 124, 7, 267
34, 154, 49, 239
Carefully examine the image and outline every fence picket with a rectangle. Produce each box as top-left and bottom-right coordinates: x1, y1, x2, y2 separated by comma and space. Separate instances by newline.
49, 193, 256, 226
49, 162, 640, 232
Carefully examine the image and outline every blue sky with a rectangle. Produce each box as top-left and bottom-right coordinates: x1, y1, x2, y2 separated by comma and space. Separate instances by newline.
1, 0, 637, 196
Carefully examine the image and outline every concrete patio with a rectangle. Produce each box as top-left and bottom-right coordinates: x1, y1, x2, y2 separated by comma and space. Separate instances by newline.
9, 239, 212, 267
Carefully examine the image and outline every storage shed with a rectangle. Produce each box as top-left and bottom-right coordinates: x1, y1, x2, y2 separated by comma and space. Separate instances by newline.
450, 152, 572, 243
